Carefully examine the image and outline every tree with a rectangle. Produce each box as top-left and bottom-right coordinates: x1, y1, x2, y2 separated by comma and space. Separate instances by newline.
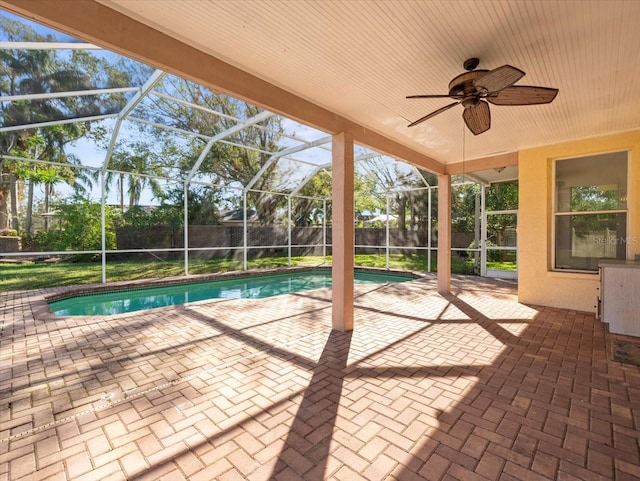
485, 180, 518, 246
0, 17, 130, 231
292, 171, 332, 226
570, 184, 618, 212
485, 180, 518, 211
105, 140, 166, 210
354, 168, 385, 227
354, 157, 408, 229
8, 129, 99, 232
25, 196, 119, 254
568, 184, 619, 239
59, 197, 117, 252
451, 183, 480, 233
137, 77, 285, 223
160, 184, 221, 225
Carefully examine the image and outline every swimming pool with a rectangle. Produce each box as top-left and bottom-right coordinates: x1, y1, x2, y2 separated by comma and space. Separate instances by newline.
48, 269, 414, 316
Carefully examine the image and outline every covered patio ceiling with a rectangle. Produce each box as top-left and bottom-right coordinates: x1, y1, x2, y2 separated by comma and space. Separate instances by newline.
3, 0, 638, 171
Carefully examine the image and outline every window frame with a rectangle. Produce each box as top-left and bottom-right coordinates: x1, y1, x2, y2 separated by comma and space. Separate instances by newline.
551, 151, 629, 273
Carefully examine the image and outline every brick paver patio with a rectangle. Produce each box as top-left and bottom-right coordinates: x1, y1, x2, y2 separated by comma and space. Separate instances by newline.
1, 273, 639, 480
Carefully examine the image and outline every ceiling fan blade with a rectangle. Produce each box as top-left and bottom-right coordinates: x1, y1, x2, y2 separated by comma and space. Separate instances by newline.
486, 86, 559, 105
474, 65, 525, 93
407, 102, 459, 127
463, 100, 491, 135
406, 94, 462, 99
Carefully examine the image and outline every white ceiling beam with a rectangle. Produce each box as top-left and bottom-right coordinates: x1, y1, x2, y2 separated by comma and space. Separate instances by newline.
411, 165, 431, 188
217, 139, 274, 156
354, 152, 384, 162
276, 136, 332, 157
280, 156, 324, 168
128, 116, 211, 141
289, 150, 404, 194
150, 90, 239, 123
127, 117, 280, 156
151, 90, 329, 148
102, 69, 165, 173
185, 110, 273, 183
115, 69, 165, 120
244, 156, 278, 193
289, 166, 327, 196
0, 86, 140, 103
244, 136, 332, 192
0, 113, 117, 133
1, 154, 100, 171
389, 185, 430, 193
103, 168, 183, 184
311, 150, 386, 172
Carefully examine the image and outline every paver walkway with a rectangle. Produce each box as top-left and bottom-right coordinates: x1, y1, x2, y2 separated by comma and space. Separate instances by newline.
1, 274, 639, 480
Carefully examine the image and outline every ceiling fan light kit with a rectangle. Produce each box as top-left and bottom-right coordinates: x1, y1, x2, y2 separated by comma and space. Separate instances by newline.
407, 58, 559, 135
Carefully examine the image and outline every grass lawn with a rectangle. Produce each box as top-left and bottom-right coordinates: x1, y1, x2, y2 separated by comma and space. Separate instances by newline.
0, 254, 476, 292
486, 261, 517, 271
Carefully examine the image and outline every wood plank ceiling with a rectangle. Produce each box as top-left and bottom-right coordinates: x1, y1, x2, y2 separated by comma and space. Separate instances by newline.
9, 0, 640, 166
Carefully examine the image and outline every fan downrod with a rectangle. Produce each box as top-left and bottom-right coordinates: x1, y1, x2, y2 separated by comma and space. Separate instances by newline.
463, 58, 480, 71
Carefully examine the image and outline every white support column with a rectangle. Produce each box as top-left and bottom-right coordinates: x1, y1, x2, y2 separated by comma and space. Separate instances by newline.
481, 186, 488, 277
98, 70, 166, 285
322, 199, 327, 263
184, 182, 189, 275
287, 196, 292, 266
100, 171, 107, 284
243, 191, 248, 270
331, 132, 354, 332
437, 175, 451, 294
385, 193, 390, 270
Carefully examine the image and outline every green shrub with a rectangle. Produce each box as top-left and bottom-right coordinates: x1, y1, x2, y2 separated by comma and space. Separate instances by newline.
22, 198, 119, 254
54, 199, 118, 251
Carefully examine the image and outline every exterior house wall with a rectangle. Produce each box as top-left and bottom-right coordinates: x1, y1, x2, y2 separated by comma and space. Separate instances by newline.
518, 130, 640, 312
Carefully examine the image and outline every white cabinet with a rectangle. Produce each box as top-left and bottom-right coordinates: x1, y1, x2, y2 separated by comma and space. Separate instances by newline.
599, 261, 640, 336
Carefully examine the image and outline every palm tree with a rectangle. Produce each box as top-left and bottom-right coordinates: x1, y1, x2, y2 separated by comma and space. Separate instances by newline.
1, 17, 130, 231
103, 140, 166, 210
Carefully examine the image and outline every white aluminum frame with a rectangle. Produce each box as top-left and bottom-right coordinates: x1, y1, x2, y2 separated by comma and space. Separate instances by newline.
2, 41, 493, 285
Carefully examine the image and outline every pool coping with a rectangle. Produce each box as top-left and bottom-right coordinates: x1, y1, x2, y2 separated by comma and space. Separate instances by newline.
40, 266, 429, 319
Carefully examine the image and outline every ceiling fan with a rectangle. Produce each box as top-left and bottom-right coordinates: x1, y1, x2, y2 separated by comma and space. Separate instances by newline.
406, 58, 558, 135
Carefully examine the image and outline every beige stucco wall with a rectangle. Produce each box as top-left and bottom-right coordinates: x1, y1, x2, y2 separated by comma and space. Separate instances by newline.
518, 130, 640, 312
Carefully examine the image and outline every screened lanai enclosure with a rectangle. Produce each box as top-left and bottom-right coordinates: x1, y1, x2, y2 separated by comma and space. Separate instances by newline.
0, 14, 517, 288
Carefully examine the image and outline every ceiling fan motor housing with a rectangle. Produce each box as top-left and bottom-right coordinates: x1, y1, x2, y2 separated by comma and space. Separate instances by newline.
448, 70, 488, 99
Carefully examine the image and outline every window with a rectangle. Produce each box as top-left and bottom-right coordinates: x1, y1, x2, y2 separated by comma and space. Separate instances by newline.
554, 152, 628, 272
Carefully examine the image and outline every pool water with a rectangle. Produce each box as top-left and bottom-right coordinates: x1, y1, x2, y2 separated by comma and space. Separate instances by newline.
48, 270, 413, 316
